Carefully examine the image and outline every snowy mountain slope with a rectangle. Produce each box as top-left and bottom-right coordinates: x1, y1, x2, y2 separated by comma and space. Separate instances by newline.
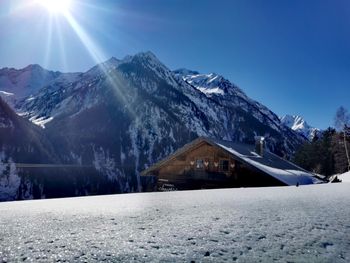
280, 115, 319, 141
174, 69, 284, 132
1, 51, 309, 200
0, 64, 80, 108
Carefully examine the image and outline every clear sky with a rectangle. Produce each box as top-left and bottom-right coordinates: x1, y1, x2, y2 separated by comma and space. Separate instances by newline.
0, 0, 349, 129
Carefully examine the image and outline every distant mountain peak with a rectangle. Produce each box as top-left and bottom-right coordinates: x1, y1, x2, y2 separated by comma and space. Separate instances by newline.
135, 50, 157, 59
129, 51, 160, 64
100, 56, 121, 69
23, 64, 44, 72
280, 115, 319, 141
106, 56, 120, 64
100, 52, 163, 71
281, 115, 305, 130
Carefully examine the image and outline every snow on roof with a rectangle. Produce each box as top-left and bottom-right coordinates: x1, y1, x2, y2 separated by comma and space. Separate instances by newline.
338, 171, 350, 183
209, 138, 321, 186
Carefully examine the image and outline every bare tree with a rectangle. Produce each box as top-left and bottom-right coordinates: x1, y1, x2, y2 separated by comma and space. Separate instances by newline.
334, 106, 350, 171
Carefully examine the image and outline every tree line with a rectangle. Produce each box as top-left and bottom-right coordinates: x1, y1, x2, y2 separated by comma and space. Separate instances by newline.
293, 106, 350, 178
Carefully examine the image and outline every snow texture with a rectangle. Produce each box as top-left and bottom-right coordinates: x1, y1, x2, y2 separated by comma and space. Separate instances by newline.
0, 153, 20, 200
338, 171, 350, 183
0, 184, 349, 262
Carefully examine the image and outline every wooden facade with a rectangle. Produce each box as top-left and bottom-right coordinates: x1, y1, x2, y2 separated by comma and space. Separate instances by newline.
142, 139, 285, 191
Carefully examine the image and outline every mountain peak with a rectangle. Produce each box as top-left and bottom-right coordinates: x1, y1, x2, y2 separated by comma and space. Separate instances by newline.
23, 64, 44, 71
130, 51, 163, 66
135, 51, 157, 59
103, 56, 121, 68
118, 51, 180, 87
280, 115, 319, 141
107, 56, 120, 64
117, 51, 167, 72
281, 115, 306, 129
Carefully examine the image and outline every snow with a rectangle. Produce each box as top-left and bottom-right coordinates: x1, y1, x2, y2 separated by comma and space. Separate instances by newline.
0, 184, 349, 262
338, 171, 350, 183
0, 91, 14, 97
177, 70, 283, 133
197, 86, 225, 95
280, 115, 319, 140
218, 143, 320, 185
0, 65, 80, 104
29, 116, 54, 128
184, 73, 226, 97
0, 154, 21, 201
0, 90, 16, 107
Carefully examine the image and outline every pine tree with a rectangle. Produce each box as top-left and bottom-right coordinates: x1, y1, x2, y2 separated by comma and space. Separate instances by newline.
293, 128, 335, 177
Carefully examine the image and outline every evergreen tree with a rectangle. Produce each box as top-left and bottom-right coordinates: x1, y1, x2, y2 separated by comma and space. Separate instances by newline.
294, 128, 335, 177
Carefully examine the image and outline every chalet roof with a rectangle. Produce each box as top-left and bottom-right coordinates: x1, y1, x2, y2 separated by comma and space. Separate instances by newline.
141, 137, 323, 186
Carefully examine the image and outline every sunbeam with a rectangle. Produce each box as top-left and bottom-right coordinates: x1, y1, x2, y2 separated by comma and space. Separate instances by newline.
61, 7, 136, 117
54, 17, 68, 71
63, 11, 106, 65
43, 15, 53, 69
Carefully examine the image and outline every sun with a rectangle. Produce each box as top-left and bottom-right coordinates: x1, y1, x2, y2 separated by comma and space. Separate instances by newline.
37, 0, 72, 14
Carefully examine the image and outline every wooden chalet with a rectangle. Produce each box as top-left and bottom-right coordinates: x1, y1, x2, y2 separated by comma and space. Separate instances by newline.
141, 137, 321, 191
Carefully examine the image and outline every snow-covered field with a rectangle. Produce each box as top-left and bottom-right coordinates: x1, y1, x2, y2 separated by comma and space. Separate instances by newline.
1, 184, 350, 262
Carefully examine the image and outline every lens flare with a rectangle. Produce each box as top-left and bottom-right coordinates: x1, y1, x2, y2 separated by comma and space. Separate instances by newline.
37, 0, 72, 14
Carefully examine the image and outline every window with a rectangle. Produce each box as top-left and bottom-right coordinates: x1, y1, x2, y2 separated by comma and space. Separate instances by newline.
219, 160, 229, 171
196, 159, 204, 169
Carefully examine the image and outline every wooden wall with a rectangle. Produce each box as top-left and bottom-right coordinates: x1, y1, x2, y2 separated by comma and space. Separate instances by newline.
157, 142, 237, 182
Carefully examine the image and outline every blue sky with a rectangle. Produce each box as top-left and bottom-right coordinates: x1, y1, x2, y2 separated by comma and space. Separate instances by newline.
0, 0, 349, 129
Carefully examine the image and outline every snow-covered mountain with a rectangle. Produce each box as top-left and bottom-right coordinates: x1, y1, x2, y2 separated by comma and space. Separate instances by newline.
0, 64, 80, 108
174, 69, 284, 132
0, 51, 308, 201
280, 115, 319, 141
